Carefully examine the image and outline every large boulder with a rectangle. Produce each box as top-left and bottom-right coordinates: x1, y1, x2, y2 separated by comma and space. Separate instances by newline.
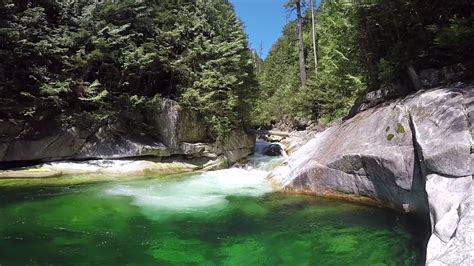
270, 84, 473, 265
261, 143, 283, 156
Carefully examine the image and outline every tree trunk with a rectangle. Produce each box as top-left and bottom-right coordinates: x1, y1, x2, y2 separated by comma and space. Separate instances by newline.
310, 0, 318, 77
296, 0, 306, 86
407, 65, 421, 90
247, 129, 290, 137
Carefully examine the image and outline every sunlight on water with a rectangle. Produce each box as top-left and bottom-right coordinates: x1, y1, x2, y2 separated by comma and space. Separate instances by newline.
105, 168, 272, 218
103, 140, 283, 217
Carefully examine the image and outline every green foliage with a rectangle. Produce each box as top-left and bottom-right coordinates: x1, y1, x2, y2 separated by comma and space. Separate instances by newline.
356, 0, 474, 88
377, 58, 397, 83
251, 0, 473, 127
39, 80, 71, 96
79, 80, 108, 105
252, 0, 365, 126
310, 0, 365, 122
177, 1, 257, 137
3, 0, 471, 133
0, 0, 256, 138
432, 17, 474, 50
251, 21, 300, 125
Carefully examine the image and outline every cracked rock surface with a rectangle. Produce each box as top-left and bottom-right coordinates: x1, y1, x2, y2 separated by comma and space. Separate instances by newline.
270, 84, 473, 265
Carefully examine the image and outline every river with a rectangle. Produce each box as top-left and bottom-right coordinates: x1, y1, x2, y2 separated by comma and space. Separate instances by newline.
0, 141, 424, 265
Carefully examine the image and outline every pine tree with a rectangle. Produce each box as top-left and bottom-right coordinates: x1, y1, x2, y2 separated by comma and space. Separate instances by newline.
0, 0, 257, 138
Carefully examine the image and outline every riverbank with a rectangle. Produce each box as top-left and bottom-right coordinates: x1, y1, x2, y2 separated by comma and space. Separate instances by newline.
270, 84, 473, 265
0, 140, 282, 189
0, 150, 424, 265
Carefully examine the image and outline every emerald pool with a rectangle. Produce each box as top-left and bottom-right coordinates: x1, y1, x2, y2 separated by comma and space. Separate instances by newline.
0, 162, 424, 265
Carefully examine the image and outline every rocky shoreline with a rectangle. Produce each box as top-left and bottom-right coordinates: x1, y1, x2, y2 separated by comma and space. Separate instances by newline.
0, 98, 255, 186
270, 84, 473, 265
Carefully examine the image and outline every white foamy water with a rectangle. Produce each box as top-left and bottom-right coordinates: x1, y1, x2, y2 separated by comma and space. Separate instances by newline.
105, 167, 272, 215
104, 140, 284, 218
42, 159, 145, 173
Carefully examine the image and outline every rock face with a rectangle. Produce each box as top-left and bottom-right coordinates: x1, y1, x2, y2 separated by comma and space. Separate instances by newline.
270, 84, 473, 265
0, 98, 254, 168
146, 98, 209, 151
280, 130, 320, 155
349, 64, 471, 117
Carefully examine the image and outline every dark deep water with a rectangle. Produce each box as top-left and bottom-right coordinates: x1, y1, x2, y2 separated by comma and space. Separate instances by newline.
0, 156, 425, 265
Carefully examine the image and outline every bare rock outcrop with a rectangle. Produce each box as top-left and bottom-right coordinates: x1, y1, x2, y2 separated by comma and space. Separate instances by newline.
0, 98, 254, 168
270, 84, 473, 265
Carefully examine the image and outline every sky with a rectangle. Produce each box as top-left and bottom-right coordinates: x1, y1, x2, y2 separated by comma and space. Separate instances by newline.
229, 0, 294, 59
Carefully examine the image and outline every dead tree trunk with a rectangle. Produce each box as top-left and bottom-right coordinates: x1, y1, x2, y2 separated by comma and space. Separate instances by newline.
310, 0, 318, 76
296, 0, 306, 86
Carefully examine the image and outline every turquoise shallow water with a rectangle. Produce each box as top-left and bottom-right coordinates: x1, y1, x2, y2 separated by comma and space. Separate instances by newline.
0, 165, 424, 265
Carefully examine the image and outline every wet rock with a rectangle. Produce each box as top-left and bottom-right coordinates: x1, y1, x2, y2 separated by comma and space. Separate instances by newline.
0, 160, 199, 189
262, 144, 282, 156
0, 168, 62, 178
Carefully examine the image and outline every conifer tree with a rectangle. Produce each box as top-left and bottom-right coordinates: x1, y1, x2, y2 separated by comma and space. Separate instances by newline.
0, 0, 257, 138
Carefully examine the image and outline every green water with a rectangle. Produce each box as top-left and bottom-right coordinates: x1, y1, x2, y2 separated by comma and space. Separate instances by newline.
0, 169, 424, 265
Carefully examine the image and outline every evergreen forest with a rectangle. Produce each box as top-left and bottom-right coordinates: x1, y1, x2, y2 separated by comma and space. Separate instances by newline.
1, 0, 473, 133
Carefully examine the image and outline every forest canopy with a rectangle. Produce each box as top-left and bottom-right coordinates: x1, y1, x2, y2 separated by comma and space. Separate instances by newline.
253, 0, 474, 127
1, 0, 473, 133
0, 0, 257, 137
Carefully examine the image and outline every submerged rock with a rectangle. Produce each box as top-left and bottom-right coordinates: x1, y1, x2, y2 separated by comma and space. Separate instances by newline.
270, 84, 473, 265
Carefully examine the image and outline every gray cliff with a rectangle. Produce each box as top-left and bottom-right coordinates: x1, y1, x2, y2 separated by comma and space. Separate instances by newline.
0, 98, 254, 168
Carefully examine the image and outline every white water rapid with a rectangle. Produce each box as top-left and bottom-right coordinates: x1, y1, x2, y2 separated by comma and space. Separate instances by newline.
103, 140, 284, 219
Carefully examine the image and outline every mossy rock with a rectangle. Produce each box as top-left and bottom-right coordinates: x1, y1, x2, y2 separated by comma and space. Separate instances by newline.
396, 123, 405, 134
386, 134, 395, 141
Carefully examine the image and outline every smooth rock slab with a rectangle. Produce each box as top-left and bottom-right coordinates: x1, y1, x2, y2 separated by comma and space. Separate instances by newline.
427, 184, 474, 265
270, 85, 474, 265
408, 88, 472, 177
